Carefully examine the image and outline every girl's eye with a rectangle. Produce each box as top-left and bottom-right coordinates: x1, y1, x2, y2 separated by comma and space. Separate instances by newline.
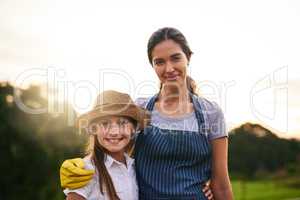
118, 118, 130, 126
99, 120, 110, 128
88, 123, 99, 134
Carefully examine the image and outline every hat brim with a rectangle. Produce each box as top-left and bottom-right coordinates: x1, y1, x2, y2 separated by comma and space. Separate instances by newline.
77, 103, 151, 129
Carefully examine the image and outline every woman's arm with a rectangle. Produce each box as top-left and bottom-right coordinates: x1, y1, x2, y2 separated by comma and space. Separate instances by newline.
66, 192, 86, 200
210, 137, 233, 200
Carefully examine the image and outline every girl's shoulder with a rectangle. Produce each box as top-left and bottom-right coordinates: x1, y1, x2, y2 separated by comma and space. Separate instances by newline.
134, 96, 152, 109
83, 155, 96, 171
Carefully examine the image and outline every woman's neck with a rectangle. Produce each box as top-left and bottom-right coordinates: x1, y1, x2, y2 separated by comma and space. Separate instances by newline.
157, 83, 193, 116
159, 83, 190, 104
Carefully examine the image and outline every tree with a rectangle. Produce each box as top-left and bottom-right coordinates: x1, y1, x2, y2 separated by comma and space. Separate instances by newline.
0, 82, 87, 200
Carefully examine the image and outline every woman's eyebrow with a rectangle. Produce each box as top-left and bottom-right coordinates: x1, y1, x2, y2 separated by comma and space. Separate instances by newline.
153, 57, 164, 62
153, 53, 181, 62
170, 53, 182, 58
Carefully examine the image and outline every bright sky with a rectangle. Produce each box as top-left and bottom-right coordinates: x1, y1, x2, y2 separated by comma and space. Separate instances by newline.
0, 0, 299, 138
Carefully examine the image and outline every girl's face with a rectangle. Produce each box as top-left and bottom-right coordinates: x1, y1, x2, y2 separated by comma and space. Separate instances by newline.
90, 116, 135, 154
151, 39, 189, 87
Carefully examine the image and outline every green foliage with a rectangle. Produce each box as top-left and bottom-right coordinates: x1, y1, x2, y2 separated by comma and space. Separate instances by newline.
228, 123, 300, 179
232, 179, 300, 200
0, 82, 87, 200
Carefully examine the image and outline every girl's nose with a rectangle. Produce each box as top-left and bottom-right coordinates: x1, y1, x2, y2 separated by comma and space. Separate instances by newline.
108, 124, 121, 136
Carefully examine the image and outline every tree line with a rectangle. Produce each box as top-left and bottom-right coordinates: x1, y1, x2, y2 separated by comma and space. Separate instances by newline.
0, 82, 299, 200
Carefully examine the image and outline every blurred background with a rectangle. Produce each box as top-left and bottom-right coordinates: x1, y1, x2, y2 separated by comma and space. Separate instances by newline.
0, 0, 300, 199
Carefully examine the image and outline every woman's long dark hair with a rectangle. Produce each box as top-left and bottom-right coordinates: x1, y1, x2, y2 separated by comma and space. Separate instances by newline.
147, 27, 199, 96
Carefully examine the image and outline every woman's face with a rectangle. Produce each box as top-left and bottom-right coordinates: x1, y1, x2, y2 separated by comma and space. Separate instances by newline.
151, 39, 189, 87
89, 116, 135, 154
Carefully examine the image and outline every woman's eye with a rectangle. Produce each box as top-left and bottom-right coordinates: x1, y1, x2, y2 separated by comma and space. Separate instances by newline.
154, 60, 164, 66
172, 56, 181, 61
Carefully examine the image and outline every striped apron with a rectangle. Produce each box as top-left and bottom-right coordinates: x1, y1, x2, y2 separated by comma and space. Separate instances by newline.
134, 94, 212, 200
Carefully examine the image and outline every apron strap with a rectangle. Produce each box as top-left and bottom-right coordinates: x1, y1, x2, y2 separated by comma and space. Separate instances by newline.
190, 94, 207, 137
145, 93, 207, 137
145, 94, 158, 111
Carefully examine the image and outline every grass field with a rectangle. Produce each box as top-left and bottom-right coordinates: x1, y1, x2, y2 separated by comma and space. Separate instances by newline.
232, 179, 300, 200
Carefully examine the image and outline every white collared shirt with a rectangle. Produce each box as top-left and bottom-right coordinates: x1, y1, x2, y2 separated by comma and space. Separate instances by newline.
64, 153, 138, 200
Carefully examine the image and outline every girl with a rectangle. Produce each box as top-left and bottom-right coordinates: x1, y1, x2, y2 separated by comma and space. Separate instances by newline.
63, 90, 150, 200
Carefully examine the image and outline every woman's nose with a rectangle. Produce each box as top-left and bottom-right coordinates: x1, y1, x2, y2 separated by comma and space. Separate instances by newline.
165, 61, 175, 72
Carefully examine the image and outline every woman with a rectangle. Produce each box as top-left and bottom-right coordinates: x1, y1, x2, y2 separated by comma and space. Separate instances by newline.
61, 27, 233, 200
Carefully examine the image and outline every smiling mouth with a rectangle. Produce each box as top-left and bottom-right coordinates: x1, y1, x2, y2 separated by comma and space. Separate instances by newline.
165, 74, 179, 80
105, 138, 124, 144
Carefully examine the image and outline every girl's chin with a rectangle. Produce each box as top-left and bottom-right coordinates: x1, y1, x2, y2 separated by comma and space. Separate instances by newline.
103, 143, 128, 152
106, 148, 125, 154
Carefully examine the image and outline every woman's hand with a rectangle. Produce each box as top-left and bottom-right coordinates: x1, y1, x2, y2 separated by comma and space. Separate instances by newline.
202, 181, 214, 200
60, 158, 95, 189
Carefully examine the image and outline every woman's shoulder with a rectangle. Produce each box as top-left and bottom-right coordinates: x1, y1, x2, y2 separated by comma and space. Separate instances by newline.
196, 96, 228, 140
196, 96, 225, 123
196, 96, 222, 113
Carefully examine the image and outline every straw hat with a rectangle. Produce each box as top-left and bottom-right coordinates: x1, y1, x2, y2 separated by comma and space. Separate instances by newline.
77, 90, 151, 129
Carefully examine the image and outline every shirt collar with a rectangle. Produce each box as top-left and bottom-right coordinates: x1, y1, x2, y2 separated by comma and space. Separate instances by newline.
125, 153, 135, 167
104, 153, 135, 168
